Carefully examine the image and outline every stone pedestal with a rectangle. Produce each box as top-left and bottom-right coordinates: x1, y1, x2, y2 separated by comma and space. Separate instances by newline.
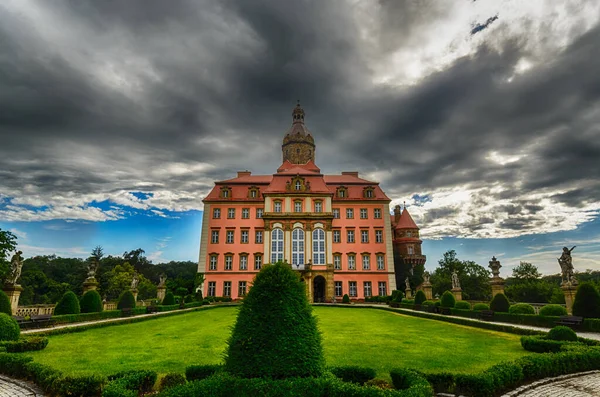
83, 278, 99, 294
490, 277, 505, 297
3, 284, 23, 315
422, 283, 433, 300
405, 288, 412, 299
131, 288, 138, 304
157, 286, 166, 303
561, 283, 578, 315
451, 288, 462, 301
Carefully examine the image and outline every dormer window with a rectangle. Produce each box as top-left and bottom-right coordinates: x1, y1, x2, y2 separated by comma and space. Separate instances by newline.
220, 187, 232, 199
337, 187, 347, 198
287, 176, 309, 192
363, 187, 375, 198
295, 181, 302, 191
248, 186, 259, 199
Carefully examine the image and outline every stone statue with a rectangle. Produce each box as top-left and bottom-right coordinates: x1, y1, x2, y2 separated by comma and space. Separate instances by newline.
6, 251, 23, 285
423, 271, 431, 284
158, 273, 167, 287
405, 277, 411, 290
131, 271, 140, 290
558, 246, 577, 285
87, 259, 99, 279
451, 270, 460, 289
489, 256, 501, 278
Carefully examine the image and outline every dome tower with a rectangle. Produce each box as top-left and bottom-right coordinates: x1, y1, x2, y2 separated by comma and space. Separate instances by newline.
282, 101, 316, 164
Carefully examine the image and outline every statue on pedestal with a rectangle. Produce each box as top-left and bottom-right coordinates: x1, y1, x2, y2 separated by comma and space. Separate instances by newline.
6, 251, 23, 286
158, 274, 167, 288
87, 259, 99, 280
489, 256, 501, 278
451, 270, 460, 289
131, 271, 140, 290
558, 246, 577, 285
423, 271, 431, 285
405, 277, 411, 290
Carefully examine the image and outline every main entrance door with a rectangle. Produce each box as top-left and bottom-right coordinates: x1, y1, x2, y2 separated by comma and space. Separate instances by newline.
313, 276, 326, 303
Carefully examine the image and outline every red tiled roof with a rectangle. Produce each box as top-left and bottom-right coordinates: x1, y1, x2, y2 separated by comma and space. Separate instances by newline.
219, 175, 273, 184
277, 160, 321, 173
323, 175, 377, 184
263, 175, 331, 194
394, 208, 419, 229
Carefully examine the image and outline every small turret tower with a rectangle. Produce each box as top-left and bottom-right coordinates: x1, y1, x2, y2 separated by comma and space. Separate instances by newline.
282, 101, 316, 164
391, 204, 427, 289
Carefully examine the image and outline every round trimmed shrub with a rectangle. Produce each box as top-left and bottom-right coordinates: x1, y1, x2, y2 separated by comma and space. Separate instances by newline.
547, 326, 578, 342
80, 290, 103, 313
509, 303, 535, 315
0, 291, 11, 316
224, 262, 325, 379
490, 293, 510, 313
572, 282, 600, 318
401, 298, 414, 304
455, 301, 471, 310
117, 291, 136, 310
414, 290, 426, 305
440, 291, 456, 308
539, 304, 568, 317
391, 290, 403, 302
473, 303, 490, 311
159, 373, 186, 391
185, 294, 194, 303
162, 292, 175, 305
330, 366, 376, 384
422, 300, 435, 306
342, 294, 350, 304
53, 291, 81, 315
0, 313, 20, 341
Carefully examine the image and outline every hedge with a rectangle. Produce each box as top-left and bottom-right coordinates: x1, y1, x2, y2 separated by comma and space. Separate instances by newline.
414, 291, 426, 305
159, 373, 186, 391
159, 371, 432, 397
539, 304, 568, 317
0, 336, 48, 352
342, 294, 351, 304
548, 326, 578, 341
473, 303, 490, 311
440, 291, 455, 308
118, 291, 136, 310
573, 282, 600, 318
185, 364, 222, 381
389, 368, 433, 395
52, 310, 122, 325
162, 292, 175, 306
454, 301, 471, 310
520, 336, 566, 353
490, 293, 510, 312
54, 291, 81, 315
0, 313, 19, 341
0, 291, 11, 316
106, 369, 157, 394
81, 290, 103, 313
509, 303, 535, 315
330, 366, 377, 384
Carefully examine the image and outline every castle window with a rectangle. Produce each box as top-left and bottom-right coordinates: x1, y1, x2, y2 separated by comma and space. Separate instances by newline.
239, 254, 248, 270
408, 246, 414, 255
225, 255, 233, 270
274, 201, 282, 213
337, 187, 347, 198
242, 208, 249, 219
335, 281, 342, 297
211, 230, 219, 244
378, 282, 387, 296
213, 208, 221, 219
362, 254, 370, 270
375, 230, 383, 243
239, 281, 247, 296
255, 230, 263, 244
220, 187, 232, 199
241, 230, 249, 243
314, 201, 322, 213
292, 228, 305, 267
333, 230, 341, 243
256, 208, 263, 218
361, 230, 369, 243
407, 231, 412, 237
334, 255, 341, 270
349, 281, 357, 296
348, 255, 356, 270
346, 208, 354, 219
364, 281, 372, 297
360, 208, 368, 219
223, 281, 231, 297
347, 230, 355, 243
333, 208, 340, 219
228, 208, 235, 219
271, 228, 284, 263
374, 208, 381, 219
254, 254, 262, 270
294, 201, 302, 212
222, 190, 229, 198
208, 282, 216, 297
226, 231, 234, 244
312, 228, 325, 265
295, 181, 302, 190
250, 190, 257, 198
209, 255, 218, 271
377, 255, 385, 270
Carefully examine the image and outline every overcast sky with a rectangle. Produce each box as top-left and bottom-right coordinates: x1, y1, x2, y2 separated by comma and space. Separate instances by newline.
1, 0, 599, 276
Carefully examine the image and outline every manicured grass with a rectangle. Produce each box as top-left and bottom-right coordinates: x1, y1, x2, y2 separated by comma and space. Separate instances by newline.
27, 306, 528, 377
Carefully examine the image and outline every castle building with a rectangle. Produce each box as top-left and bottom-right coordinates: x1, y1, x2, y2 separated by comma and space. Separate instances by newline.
197, 103, 425, 302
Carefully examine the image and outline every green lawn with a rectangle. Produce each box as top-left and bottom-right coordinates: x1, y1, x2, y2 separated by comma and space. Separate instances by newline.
27, 306, 528, 377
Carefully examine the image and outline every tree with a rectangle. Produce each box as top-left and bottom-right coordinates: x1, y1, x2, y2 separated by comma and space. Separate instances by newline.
512, 262, 541, 280
505, 262, 553, 303
572, 282, 600, 318
0, 228, 17, 283
105, 262, 155, 300
90, 246, 104, 262
431, 250, 491, 300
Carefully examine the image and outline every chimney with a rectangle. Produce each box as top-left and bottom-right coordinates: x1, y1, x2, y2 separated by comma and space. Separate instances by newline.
394, 205, 401, 223
237, 170, 251, 178
342, 171, 359, 177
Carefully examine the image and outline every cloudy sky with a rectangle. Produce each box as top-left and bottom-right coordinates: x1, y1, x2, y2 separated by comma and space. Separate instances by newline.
1, 0, 599, 276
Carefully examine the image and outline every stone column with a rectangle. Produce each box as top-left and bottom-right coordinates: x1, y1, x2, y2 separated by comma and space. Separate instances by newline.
488, 256, 505, 297
326, 264, 335, 302
83, 278, 99, 294
561, 283, 577, 315
3, 284, 23, 315
422, 284, 433, 300
404, 287, 412, 299
131, 288, 139, 304
157, 286, 166, 303
451, 288, 463, 301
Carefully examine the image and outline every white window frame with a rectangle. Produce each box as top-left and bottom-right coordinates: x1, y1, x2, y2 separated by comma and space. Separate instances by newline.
226, 231, 234, 244
209, 255, 217, 271
294, 201, 302, 212
312, 228, 326, 265
239, 281, 247, 296
348, 255, 356, 270
375, 230, 383, 243
378, 282, 386, 296
223, 281, 231, 297
347, 230, 355, 243
408, 246, 414, 255
256, 208, 263, 218
333, 230, 341, 243
364, 281, 372, 297
361, 230, 369, 243
241, 230, 249, 243
314, 201, 322, 213
334, 255, 341, 270
208, 282, 216, 297
228, 208, 235, 218
239, 255, 248, 270
271, 228, 284, 263
213, 208, 221, 219
225, 255, 233, 270
349, 281, 357, 297
274, 201, 282, 213
255, 230, 263, 244
346, 208, 354, 219
362, 255, 370, 270
254, 255, 262, 270
292, 228, 305, 267
374, 208, 381, 219
377, 255, 385, 270
335, 281, 343, 297
211, 230, 219, 244
333, 208, 340, 219
360, 208, 368, 219
242, 208, 249, 219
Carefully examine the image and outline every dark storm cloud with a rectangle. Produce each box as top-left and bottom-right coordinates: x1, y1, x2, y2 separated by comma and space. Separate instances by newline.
0, 0, 599, 236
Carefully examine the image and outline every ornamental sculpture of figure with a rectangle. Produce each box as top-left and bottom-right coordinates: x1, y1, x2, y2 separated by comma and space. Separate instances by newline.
451, 270, 460, 289
6, 251, 24, 285
489, 256, 501, 278
558, 246, 577, 285
405, 277, 411, 290
131, 271, 140, 290
423, 271, 431, 284
87, 259, 99, 279
158, 273, 167, 288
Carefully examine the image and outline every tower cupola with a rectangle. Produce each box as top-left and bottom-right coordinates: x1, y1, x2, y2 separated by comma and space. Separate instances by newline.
282, 101, 316, 164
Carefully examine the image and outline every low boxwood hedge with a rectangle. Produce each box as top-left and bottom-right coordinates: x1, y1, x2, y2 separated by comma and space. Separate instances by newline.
548, 326, 578, 341
538, 304, 568, 317
52, 310, 122, 325
159, 373, 186, 391
185, 364, 222, 381
454, 301, 471, 310
0, 336, 48, 352
330, 365, 376, 384
107, 369, 157, 394
509, 303, 535, 315
473, 303, 490, 311
520, 335, 566, 353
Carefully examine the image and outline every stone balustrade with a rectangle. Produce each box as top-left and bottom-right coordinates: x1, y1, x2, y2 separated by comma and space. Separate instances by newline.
14, 305, 55, 317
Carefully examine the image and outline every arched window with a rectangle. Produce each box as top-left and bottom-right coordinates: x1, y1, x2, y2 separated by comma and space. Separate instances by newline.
292, 228, 305, 267
312, 228, 325, 265
271, 228, 284, 263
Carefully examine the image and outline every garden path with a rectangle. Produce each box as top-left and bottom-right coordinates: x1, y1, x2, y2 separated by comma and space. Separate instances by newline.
0, 375, 44, 396
501, 370, 600, 396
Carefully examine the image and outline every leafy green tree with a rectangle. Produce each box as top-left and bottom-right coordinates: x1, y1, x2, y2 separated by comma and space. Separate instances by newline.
505, 262, 554, 303
0, 291, 12, 315
511, 262, 541, 280
431, 250, 491, 300
0, 228, 17, 283
572, 282, 600, 318
105, 262, 155, 300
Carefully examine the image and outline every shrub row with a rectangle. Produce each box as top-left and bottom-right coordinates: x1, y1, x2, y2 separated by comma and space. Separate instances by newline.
364, 296, 392, 303
0, 336, 48, 352
0, 353, 104, 396
330, 366, 377, 384
104, 369, 157, 396
52, 310, 122, 325
185, 364, 222, 381
160, 371, 432, 397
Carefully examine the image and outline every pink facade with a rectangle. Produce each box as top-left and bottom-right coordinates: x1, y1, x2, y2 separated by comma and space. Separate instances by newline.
198, 103, 422, 302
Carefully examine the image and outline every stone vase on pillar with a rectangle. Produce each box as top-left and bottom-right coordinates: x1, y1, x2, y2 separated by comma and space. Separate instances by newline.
83, 278, 99, 294
405, 288, 412, 299
488, 256, 505, 297
3, 284, 23, 315
561, 283, 577, 315
451, 288, 462, 301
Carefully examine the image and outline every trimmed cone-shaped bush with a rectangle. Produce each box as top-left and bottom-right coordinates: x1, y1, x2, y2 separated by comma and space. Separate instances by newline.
490, 293, 510, 313
117, 291, 136, 310
440, 291, 456, 308
473, 303, 490, 311
342, 294, 350, 304
224, 262, 325, 379
0, 313, 20, 341
162, 292, 175, 305
80, 290, 103, 313
414, 290, 426, 305
53, 291, 81, 315
539, 304, 568, 317
548, 326, 578, 342
0, 291, 11, 316
509, 303, 535, 315
572, 282, 600, 319
455, 301, 471, 310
